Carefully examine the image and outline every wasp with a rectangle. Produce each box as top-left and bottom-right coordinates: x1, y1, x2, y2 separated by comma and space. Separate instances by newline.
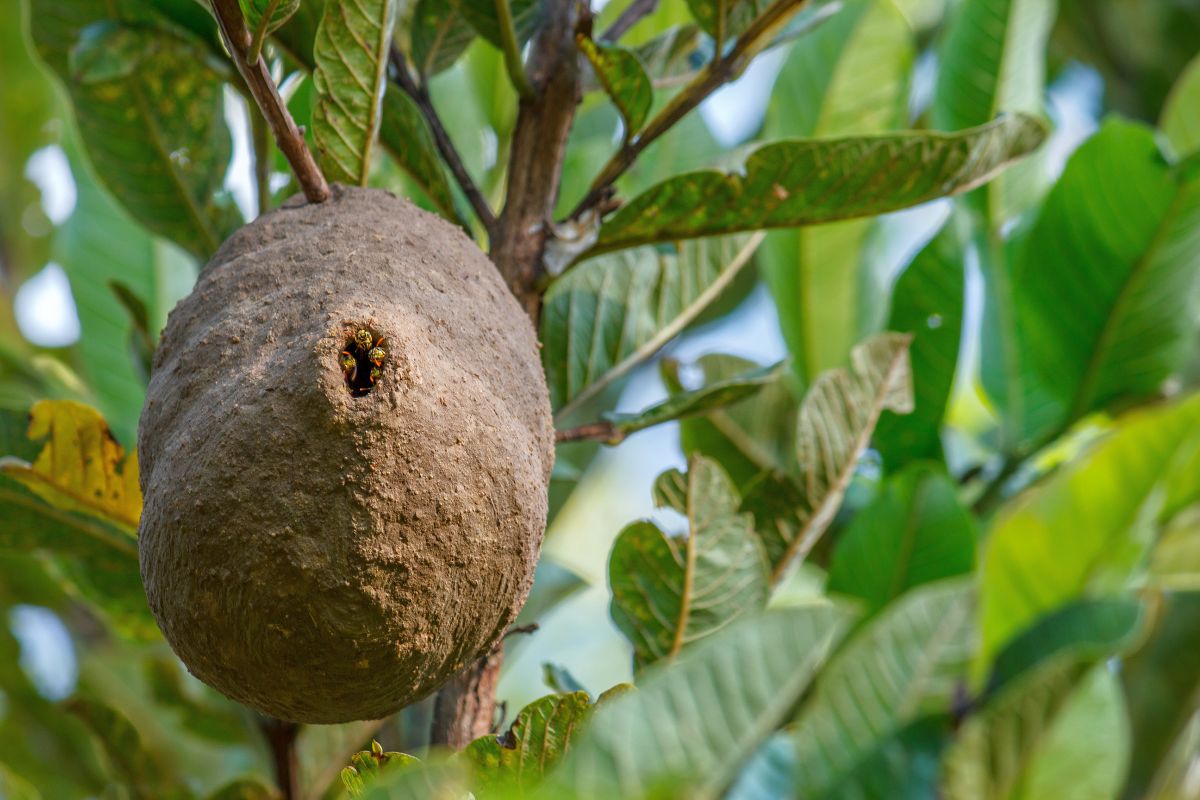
368, 345, 386, 366
339, 350, 358, 381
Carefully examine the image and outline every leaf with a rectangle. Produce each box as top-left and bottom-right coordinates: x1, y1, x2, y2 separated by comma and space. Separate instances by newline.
985, 120, 1200, 448
239, 0, 302, 38
543, 663, 590, 696
978, 394, 1200, 668
1120, 592, 1200, 799
312, 0, 397, 185
64, 695, 186, 799
826, 464, 976, 616
409, 0, 476, 76
872, 221, 966, 467
578, 36, 653, 137
378, 87, 459, 219
547, 604, 852, 800
465, 691, 592, 795
684, 0, 770, 42
601, 361, 783, 442
818, 715, 951, 800
590, 114, 1047, 256
1161, 52, 1200, 159
358, 758, 468, 800
665, 355, 799, 488
791, 579, 974, 797
759, 333, 914, 584
30, 3, 238, 259
622, 24, 704, 90
760, 0, 914, 385
143, 656, 250, 744
609, 455, 769, 669
69, 21, 144, 83
542, 233, 764, 417
206, 779, 278, 800
456, 0, 545, 51
725, 732, 796, 800
342, 741, 419, 797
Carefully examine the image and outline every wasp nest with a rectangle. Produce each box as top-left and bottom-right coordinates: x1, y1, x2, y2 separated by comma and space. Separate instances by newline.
137, 187, 553, 723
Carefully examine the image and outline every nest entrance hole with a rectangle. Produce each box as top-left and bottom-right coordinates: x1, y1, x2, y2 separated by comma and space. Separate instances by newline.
340, 327, 387, 398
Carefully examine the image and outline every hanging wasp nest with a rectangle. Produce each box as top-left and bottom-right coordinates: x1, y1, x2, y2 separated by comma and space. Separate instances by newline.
137, 186, 554, 723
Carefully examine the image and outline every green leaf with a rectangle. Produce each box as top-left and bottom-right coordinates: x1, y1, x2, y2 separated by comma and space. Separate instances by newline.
757, 333, 914, 584
69, 21, 144, 83
872, 221, 966, 467
725, 733, 796, 800
609, 455, 769, 669
206, 779, 277, 800
547, 604, 852, 800
466, 691, 592, 795
665, 355, 799, 489
342, 741, 418, 797
978, 394, 1200, 667
760, 0, 914, 386
542, 233, 764, 417
620, 24, 704, 90
239, 0, 302, 38
543, 663, 590, 696
30, 3, 238, 259
456, 0, 545, 51
358, 758, 468, 800
791, 579, 974, 797
578, 36, 653, 137
312, 0, 397, 185
143, 656, 250, 744
409, 0, 476, 76
1120, 592, 1200, 799
64, 695, 186, 799
1161, 53, 1200, 159
684, 0, 769, 42
602, 361, 783, 442
378, 87, 459, 219
592, 114, 1047, 256
985, 120, 1200, 448
818, 715, 951, 800
826, 464, 976, 616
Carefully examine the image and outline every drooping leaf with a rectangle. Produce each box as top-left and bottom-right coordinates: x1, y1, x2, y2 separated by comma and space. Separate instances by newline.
760, 0, 914, 385
978, 394, 1200, 667
589, 114, 1047, 256
466, 691, 592, 796
601, 361, 783, 442
312, 0, 397, 184
826, 464, 976, 616
542, 233, 764, 417
872, 221, 966, 467
609, 455, 769, 669
578, 36, 653, 137
64, 695, 186, 800
758, 333, 913, 584
409, 0, 476, 76
791, 579, 974, 797
30, 3, 238, 259
1161, 53, 1200, 159
239, 0, 302, 39
548, 605, 852, 800
985, 120, 1200, 449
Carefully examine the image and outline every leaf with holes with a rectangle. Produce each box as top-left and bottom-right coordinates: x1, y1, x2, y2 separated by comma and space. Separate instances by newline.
542, 234, 764, 418
578, 36, 653, 137
547, 604, 851, 800
313, 0, 397, 185
30, 4, 238, 259
609, 455, 769, 669
589, 115, 1047, 255
466, 691, 592, 795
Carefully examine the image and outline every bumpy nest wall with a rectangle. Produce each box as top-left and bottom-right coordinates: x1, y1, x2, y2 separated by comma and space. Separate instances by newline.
137, 187, 554, 723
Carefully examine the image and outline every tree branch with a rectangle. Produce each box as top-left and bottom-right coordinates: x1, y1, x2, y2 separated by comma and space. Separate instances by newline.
601, 0, 659, 42
258, 717, 300, 800
429, 648, 504, 749
250, 106, 272, 216
555, 420, 621, 444
388, 48, 497, 234
210, 0, 330, 204
569, 0, 808, 220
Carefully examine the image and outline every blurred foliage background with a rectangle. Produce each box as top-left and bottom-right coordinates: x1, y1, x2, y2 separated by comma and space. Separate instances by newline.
1, 0, 1200, 798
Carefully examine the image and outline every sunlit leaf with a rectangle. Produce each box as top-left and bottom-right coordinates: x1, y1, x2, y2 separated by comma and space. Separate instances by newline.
609, 455, 769, 669
1161, 53, 1200, 159
578, 36, 652, 137
548, 605, 851, 799
313, 0, 397, 184
826, 464, 976, 616
466, 691, 592, 795
590, 115, 1047, 255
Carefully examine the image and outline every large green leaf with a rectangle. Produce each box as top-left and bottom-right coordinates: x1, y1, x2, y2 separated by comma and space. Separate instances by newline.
542, 234, 764, 417
30, 1, 238, 259
760, 0, 914, 385
826, 464, 976, 616
754, 333, 914, 583
466, 691, 592, 796
547, 604, 851, 800
985, 121, 1200, 449
312, 0, 397, 184
872, 221, 965, 467
791, 579, 974, 797
578, 36, 653, 137
1161, 53, 1200, 160
609, 455, 768, 669
978, 394, 1200, 667
589, 114, 1047, 256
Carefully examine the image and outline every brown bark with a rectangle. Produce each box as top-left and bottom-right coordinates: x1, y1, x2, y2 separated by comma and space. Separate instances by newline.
429, 647, 504, 749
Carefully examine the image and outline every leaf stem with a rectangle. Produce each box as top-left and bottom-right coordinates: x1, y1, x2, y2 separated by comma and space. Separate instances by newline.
246, 0, 282, 66
210, 0, 330, 203
568, 0, 809, 221
495, 0, 535, 98
388, 48, 497, 234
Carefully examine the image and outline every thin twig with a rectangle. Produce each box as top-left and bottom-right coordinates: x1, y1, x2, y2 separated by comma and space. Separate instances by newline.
210, 0, 330, 203
250, 106, 272, 216
388, 48, 497, 234
504, 622, 540, 638
258, 717, 301, 800
555, 420, 621, 444
495, 0, 534, 98
600, 0, 658, 42
569, 0, 808, 220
